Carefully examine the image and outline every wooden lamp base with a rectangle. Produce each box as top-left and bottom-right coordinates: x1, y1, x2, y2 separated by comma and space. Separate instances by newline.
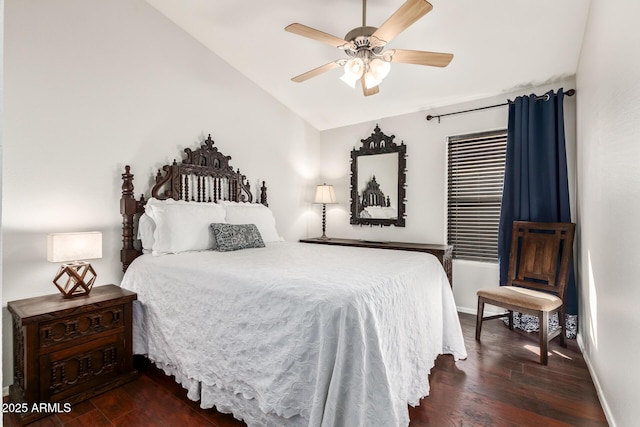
53, 261, 97, 298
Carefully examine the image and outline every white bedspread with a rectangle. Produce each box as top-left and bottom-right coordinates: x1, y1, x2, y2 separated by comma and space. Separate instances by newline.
121, 242, 466, 427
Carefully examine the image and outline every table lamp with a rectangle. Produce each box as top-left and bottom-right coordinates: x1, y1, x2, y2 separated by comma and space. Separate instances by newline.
313, 184, 337, 240
47, 231, 102, 298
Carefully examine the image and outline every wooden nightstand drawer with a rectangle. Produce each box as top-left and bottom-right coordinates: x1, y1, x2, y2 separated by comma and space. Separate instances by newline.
40, 333, 125, 402
39, 305, 125, 349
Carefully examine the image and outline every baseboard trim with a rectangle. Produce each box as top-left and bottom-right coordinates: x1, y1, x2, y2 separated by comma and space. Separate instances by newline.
456, 306, 476, 315
576, 334, 616, 427
457, 305, 503, 316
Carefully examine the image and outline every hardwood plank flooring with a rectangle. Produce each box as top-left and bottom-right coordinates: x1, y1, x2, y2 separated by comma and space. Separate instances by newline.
3, 313, 608, 426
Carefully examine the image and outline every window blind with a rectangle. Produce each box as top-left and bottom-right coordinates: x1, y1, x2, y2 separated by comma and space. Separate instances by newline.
447, 130, 507, 262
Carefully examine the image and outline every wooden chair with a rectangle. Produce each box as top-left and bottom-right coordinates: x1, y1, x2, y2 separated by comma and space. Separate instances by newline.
475, 221, 576, 364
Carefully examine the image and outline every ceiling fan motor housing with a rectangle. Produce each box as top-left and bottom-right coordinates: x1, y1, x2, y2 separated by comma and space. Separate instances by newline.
344, 26, 384, 56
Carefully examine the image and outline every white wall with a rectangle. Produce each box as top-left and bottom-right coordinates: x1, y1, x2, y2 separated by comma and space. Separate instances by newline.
318, 80, 577, 314
1, 0, 320, 386
575, 1, 640, 425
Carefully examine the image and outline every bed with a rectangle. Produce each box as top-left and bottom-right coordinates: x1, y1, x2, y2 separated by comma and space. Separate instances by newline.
119, 134, 467, 427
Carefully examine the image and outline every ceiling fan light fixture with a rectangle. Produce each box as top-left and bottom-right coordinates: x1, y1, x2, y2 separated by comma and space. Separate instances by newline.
364, 70, 382, 89
344, 58, 365, 77
369, 58, 391, 80
340, 72, 361, 88
341, 57, 365, 88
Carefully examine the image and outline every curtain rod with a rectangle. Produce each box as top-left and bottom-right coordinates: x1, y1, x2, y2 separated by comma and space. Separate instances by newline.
426, 88, 576, 123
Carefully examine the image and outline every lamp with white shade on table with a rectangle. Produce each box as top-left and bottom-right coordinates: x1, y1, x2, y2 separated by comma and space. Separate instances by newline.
47, 231, 102, 298
313, 184, 337, 240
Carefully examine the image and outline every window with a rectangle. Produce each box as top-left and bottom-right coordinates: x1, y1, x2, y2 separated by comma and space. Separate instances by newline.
447, 130, 507, 262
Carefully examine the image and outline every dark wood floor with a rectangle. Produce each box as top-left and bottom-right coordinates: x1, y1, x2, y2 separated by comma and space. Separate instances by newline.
3, 313, 608, 426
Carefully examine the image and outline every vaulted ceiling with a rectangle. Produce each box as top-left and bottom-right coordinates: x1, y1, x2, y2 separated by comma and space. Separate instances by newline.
147, 0, 590, 131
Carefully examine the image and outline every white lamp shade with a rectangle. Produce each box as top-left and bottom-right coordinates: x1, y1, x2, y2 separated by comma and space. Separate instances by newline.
314, 185, 337, 204
47, 232, 103, 263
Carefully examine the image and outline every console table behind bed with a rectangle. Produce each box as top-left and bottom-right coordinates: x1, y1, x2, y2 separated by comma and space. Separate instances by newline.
120, 134, 268, 272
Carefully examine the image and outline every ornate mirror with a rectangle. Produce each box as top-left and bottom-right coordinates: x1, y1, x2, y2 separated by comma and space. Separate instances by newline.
350, 125, 407, 227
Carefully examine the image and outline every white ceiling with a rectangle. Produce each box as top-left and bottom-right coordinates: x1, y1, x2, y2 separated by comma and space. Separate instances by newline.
147, 0, 590, 131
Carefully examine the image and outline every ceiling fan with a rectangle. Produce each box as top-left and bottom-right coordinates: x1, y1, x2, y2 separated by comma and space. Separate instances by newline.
285, 0, 453, 96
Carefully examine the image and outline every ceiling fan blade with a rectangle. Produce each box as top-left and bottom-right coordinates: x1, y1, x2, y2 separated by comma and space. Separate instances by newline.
291, 61, 342, 83
372, 0, 433, 44
390, 49, 453, 67
361, 77, 380, 96
285, 23, 349, 48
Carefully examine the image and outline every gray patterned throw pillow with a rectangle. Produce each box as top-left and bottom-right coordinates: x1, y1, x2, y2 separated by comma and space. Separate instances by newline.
210, 223, 265, 252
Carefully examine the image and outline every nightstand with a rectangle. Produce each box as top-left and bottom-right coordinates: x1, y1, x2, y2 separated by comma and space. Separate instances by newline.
300, 237, 453, 286
7, 284, 138, 424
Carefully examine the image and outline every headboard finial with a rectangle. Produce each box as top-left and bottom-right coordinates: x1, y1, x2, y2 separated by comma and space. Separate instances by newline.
121, 165, 134, 197
204, 134, 216, 149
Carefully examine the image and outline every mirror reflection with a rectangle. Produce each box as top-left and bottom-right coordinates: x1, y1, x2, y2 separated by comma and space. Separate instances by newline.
357, 153, 398, 219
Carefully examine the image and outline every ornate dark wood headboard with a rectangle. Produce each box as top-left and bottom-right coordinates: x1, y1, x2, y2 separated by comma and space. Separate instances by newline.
120, 134, 268, 271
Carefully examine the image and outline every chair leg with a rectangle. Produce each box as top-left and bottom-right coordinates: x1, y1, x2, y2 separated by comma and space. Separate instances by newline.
475, 298, 485, 341
540, 310, 549, 365
508, 310, 514, 330
559, 308, 567, 348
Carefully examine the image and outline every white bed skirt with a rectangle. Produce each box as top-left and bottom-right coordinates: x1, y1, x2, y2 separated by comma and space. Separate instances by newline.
149, 355, 305, 426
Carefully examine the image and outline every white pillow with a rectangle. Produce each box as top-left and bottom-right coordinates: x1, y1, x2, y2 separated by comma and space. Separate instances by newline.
137, 213, 156, 252
145, 198, 227, 255
220, 202, 283, 243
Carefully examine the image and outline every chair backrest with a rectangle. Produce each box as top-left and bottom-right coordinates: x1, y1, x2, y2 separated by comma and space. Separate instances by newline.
507, 221, 576, 301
